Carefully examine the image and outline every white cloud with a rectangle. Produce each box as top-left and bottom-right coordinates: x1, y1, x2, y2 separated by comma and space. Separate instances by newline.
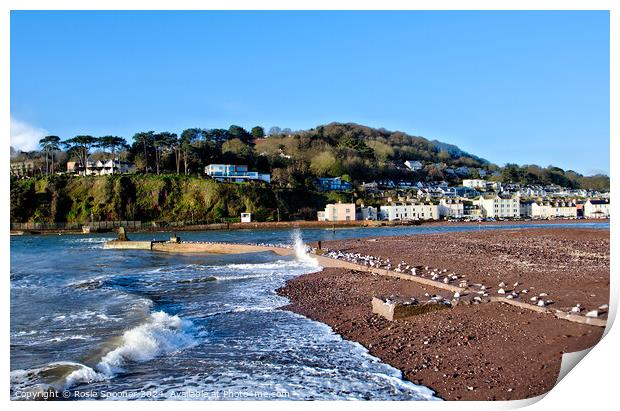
10, 115, 49, 152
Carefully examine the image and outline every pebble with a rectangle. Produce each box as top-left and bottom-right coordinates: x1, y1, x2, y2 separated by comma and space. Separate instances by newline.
497, 288, 506, 294
585, 310, 598, 318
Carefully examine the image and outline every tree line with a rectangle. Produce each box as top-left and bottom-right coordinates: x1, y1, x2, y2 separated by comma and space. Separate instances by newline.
9, 122, 609, 192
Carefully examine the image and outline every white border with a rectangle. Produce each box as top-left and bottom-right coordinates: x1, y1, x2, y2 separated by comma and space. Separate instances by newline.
1, 2, 616, 410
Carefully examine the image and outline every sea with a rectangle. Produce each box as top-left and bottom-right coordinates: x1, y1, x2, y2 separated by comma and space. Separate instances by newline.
10, 222, 608, 401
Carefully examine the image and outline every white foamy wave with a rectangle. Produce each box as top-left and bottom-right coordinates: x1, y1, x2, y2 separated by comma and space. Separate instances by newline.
96, 311, 197, 376
65, 237, 116, 249
292, 229, 319, 267
43, 335, 90, 343
10, 361, 109, 398
212, 272, 277, 281
11, 311, 196, 398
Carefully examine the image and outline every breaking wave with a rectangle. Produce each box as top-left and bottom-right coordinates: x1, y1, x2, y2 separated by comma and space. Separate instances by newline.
11, 311, 197, 399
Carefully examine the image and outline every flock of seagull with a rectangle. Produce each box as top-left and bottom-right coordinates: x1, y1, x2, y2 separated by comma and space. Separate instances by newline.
173, 240, 607, 319
320, 248, 607, 318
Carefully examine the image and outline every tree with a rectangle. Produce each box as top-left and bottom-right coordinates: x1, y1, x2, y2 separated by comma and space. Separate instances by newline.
251, 126, 265, 140
310, 151, 338, 176
204, 128, 229, 145
268, 126, 282, 136
98, 136, 129, 175
132, 132, 155, 174
153, 132, 177, 175
63, 135, 98, 172
179, 129, 203, 175
228, 125, 252, 144
222, 138, 253, 158
39, 136, 61, 174
501, 163, 522, 183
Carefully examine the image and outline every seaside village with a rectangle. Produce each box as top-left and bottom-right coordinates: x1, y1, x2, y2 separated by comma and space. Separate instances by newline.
316, 175, 609, 222
10, 157, 610, 222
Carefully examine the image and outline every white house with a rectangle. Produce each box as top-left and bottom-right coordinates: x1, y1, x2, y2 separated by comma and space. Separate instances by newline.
357, 205, 378, 221
475, 194, 519, 218
379, 202, 439, 221
520, 200, 534, 218
584, 199, 610, 218
205, 164, 270, 183
68, 157, 136, 176
552, 200, 577, 218
439, 198, 465, 218
531, 201, 553, 219
404, 160, 424, 171
462, 179, 487, 190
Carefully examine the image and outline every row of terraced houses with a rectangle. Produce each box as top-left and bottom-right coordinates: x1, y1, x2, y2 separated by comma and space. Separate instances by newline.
317, 197, 610, 222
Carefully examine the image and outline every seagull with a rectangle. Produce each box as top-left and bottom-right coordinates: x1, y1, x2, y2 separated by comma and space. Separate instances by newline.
497, 288, 506, 294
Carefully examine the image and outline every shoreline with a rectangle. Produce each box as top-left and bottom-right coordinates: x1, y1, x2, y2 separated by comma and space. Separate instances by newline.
277, 227, 609, 401
10, 217, 609, 236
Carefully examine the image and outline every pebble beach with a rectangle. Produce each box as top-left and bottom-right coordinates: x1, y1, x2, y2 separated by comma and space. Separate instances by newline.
277, 227, 609, 400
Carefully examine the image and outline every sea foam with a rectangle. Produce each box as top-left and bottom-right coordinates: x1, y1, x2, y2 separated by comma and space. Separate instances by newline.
96, 311, 197, 376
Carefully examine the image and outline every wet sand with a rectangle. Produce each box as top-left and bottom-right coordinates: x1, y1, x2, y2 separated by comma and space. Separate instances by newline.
277, 228, 609, 400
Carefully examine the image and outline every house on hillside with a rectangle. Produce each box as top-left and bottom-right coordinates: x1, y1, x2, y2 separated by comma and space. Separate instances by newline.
315, 177, 353, 191
404, 160, 423, 171
204, 164, 270, 184
67, 157, 136, 176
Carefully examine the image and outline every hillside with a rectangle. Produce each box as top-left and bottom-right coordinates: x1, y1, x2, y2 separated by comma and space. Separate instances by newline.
9, 174, 346, 224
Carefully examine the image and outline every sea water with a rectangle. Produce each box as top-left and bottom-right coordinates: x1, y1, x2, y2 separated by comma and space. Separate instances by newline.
10, 222, 607, 400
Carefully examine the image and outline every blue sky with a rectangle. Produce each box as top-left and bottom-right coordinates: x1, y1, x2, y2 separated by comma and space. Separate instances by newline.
10, 11, 609, 175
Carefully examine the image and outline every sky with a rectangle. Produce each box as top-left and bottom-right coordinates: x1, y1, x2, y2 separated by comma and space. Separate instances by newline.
10, 10, 610, 175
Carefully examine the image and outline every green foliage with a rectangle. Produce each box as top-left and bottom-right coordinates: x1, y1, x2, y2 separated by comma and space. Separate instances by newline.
497, 163, 608, 190
10, 175, 337, 224
251, 126, 265, 140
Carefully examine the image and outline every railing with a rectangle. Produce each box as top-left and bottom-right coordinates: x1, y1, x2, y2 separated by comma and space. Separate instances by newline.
10, 221, 142, 231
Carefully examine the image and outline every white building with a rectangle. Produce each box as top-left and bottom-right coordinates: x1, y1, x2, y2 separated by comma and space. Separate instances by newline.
462, 179, 487, 190
439, 198, 465, 218
67, 158, 136, 176
531, 201, 553, 219
317, 202, 357, 222
357, 205, 378, 221
520, 200, 534, 218
240, 213, 252, 223
205, 164, 270, 183
379, 202, 439, 221
584, 199, 610, 218
475, 194, 519, 218
404, 160, 423, 171
552, 200, 578, 218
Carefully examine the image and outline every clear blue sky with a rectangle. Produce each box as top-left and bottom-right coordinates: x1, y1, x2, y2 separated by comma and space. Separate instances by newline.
10, 11, 609, 175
